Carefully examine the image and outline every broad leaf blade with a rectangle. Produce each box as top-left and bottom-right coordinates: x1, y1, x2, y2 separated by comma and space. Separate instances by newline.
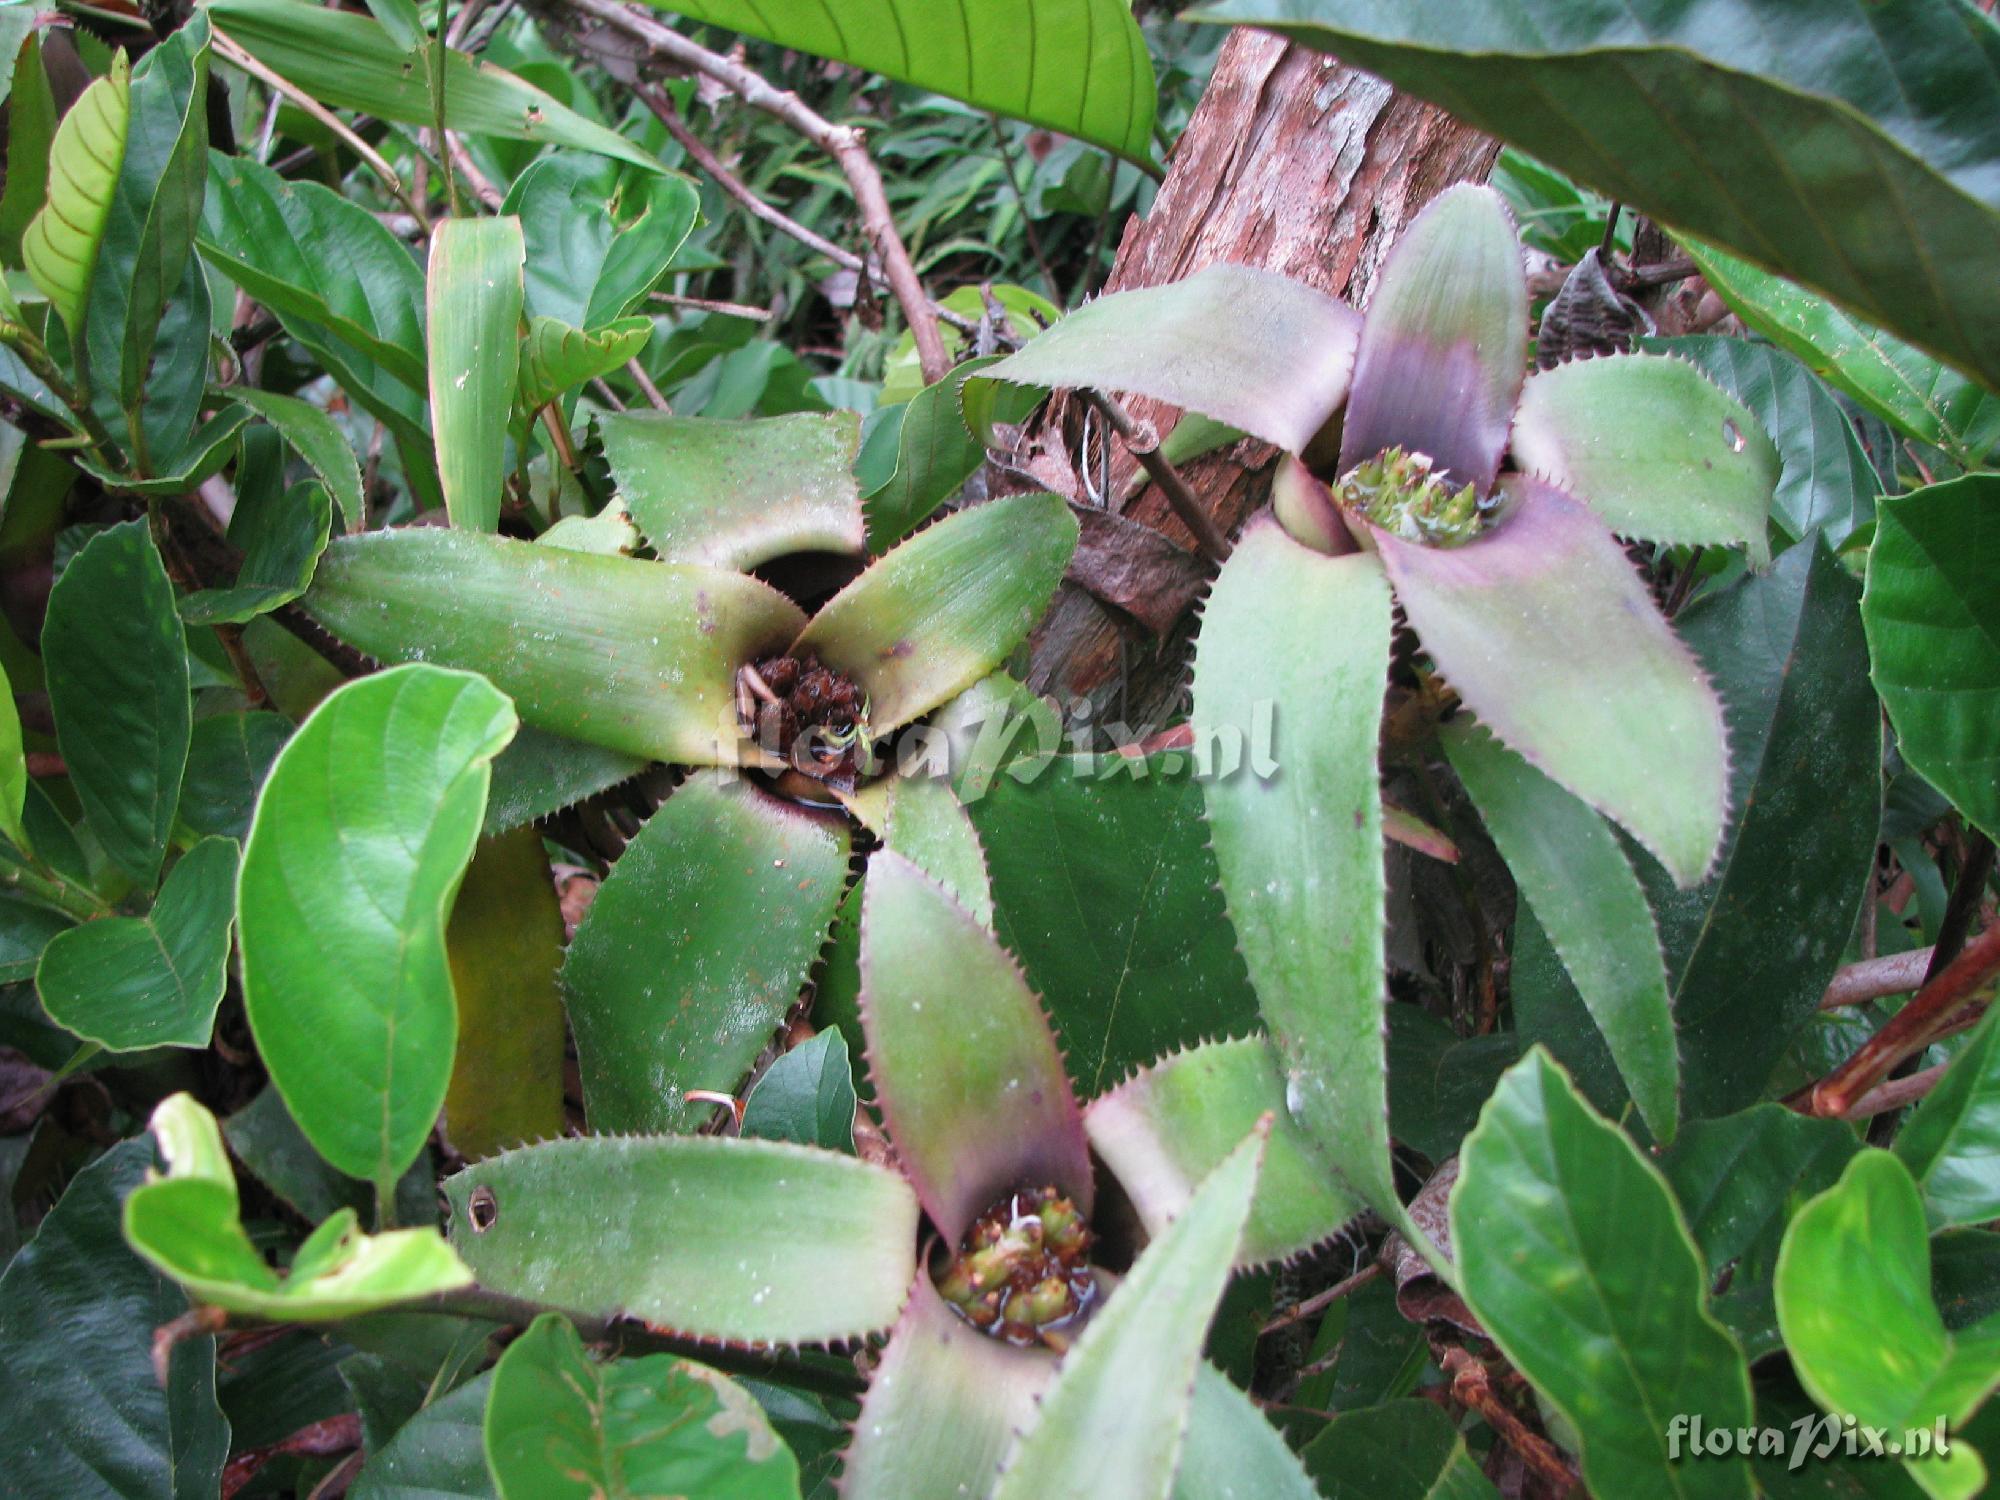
1300, 1399, 1498, 1500
1443, 720, 1678, 1142
1863, 475, 2000, 842
22, 54, 128, 339
741, 1029, 856, 1154
1338, 184, 1525, 496
865, 356, 1001, 551
647, 0, 1157, 166
43, 518, 190, 888
993, 1124, 1266, 1500
444, 1135, 918, 1345
1511, 352, 1779, 565
794, 493, 1076, 735
351, 1370, 494, 1500
860, 849, 1091, 1246
1086, 1035, 1360, 1270
602, 410, 865, 570
1190, 0, 2000, 397
37, 836, 237, 1051
502, 152, 699, 329
1453, 1048, 1756, 1500
1173, 1363, 1327, 1500
1193, 518, 1401, 1226
562, 772, 850, 1133
985, 264, 1359, 454
485, 1314, 799, 1499
1895, 1009, 2000, 1231
239, 664, 517, 1191
229, 387, 365, 532
179, 477, 332, 625
428, 216, 524, 533
303, 528, 806, 765
1378, 478, 1726, 886
517, 315, 650, 413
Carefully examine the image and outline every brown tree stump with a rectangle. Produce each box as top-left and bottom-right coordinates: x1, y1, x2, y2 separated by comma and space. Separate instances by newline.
1023, 29, 1498, 726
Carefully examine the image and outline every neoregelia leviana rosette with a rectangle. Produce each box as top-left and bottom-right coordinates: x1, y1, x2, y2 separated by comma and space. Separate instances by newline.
987, 182, 1779, 1231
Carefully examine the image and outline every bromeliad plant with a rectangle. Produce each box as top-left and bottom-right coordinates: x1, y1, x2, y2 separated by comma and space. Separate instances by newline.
988, 183, 1780, 1219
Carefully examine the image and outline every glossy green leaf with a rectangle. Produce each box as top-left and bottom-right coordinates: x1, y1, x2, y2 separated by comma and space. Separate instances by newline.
649, 0, 1155, 166
0, 31, 57, 268
351, 1371, 495, 1500
1643, 336, 1879, 550
840, 1276, 1054, 1500
1339, 184, 1525, 496
75, 404, 250, 499
179, 479, 332, 625
1896, 1008, 2000, 1231
1864, 475, 2000, 842
428, 216, 523, 533
1171, 1363, 1325, 1500
1453, 1048, 1755, 1500
444, 827, 567, 1160
1777, 1152, 2000, 1500
1684, 241, 2000, 463
208, 0, 664, 173
22, 54, 128, 339
742, 1029, 856, 1154
1193, 518, 1402, 1227
986, 264, 1358, 453
860, 849, 1091, 1244
502, 153, 699, 330
795, 492, 1076, 735
37, 837, 236, 1051
993, 1124, 1265, 1500
564, 772, 847, 1132
124, 1094, 473, 1320
480, 724, 643, 837
223, 1086, 440, 1230
1443, 719, 1677, 1142
1511, 352, 1779, 566
1189, 0, 2000, 400
180, 710, 289, 843
1300, 1398, 1498, 1500
444, 1134, 918, 1345
603, 410, 865, 570
1379, 479, 1726, 887
239, 664, 517, 1192
1384, 1007, 1523, 1164
0, 1139, 230, 1500
842, 769, 991, 927
864, 356, 1000, 551
971, 755, 1259, 1095
517, 315, 650, 413
0, 656, 24, 855
0, 894, 72, 983
42, 518, 190, 888
1087, 1036, 1359, 1270
304, 528, 806, 766
485, 1313, 799, 1500
1661, 1104, 1860, 1360
229, 387, 365, 532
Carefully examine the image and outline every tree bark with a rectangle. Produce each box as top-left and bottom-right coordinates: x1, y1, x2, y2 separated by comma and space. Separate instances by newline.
1022, 29, 1499, 726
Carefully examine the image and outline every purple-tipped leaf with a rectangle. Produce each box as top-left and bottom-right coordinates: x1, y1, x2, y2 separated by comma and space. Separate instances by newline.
1339, 184, 1527, 495
1377, 478, 1728, 886
1511, 352, 1780, 565
839, 1276, 1056, 1500
984, 264, 1360, 453
858, 851, 1091, 1245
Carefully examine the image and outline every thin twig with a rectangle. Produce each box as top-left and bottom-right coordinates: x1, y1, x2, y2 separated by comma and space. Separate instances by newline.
1259, 1261, 1382, 1337
625, 359, 671, 412
1820, 947, 1933, 1010
650, 290, 776, 321
446, 131, 505, 210
1086, 391, 1232, 563
1442, 1347, 1580, 1494
430, 0, 460, 218
589, 376, 626, 412
211, 29, 429, 231
1840, 1063, 1949, 1120
989, 117, 1058, 298
565, 0, 947, 381
1926, 830, 1995, 983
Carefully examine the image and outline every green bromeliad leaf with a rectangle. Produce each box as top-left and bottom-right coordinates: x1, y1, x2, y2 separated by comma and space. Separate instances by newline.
22, 54, 129, 341
1863, 475, 2000, 842
428, 215, 524, 533
1378, 478, 1727, 887
602, 410, 866, 570
562, 772, 850, 1134
1086, 1035, 1360, 1270
444, 1134, 918, 1345
517, 315, 650, 413
239, 665, 517, 1194
485, 1314, 799, 1500
1510, 352, 1779, 565
1453, 1049, 1755, 1500
1173, 1364, 1326, 1500
992, 1125, 1266, 1500
303, 528, 806, 766
841, 770, 991, 927
123, 1094, 472, 1320
1777, 1152, 2000, 1499
645, 0, 1157, 167
985, 264, 1359, 454
795, 493, 1077, 735
1193, 517, 1404, 1232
